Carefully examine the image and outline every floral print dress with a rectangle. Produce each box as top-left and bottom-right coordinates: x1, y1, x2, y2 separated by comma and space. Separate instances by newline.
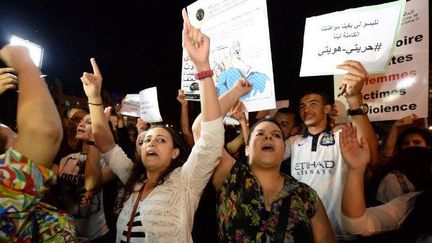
0, 149, 76, 242
217, 162, 318, 243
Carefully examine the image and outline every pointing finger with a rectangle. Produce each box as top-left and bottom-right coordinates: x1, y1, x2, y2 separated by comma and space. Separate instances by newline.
90, 58, 101, 77
182, 8, 191, 26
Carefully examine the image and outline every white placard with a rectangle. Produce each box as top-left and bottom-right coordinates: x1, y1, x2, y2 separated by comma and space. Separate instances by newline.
119, 94, 140, 117
181, 0, 276, 112
300, 0, 405, 77
10, 35, 44, 68
139, 87, 163, 123
333, 0, 429, 122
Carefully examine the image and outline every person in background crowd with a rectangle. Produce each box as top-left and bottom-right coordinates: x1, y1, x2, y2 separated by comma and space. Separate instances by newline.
54, 107, 88, 165
340, 124, 432, 243
273, 107, 301, 140
379, 114, 431, 164
273, 107, 301, 174
375, 147, 432, 204
365, 115, 432, 206
51, 111, 115, 242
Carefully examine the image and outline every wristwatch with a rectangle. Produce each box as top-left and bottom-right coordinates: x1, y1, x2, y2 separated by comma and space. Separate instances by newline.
347, 103, 369, 116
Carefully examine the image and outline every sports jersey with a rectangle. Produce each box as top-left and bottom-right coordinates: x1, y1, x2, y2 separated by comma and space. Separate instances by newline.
285, 128, 354, 240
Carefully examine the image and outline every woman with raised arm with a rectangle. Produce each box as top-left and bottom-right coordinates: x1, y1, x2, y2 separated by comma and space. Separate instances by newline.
192, 77, 336, 242
80, 9, 223, 242
51, 111, 114, 242
341, 123, 432, 242
212, 117, 337, 243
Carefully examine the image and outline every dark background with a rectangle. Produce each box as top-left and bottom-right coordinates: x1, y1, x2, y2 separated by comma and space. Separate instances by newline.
0, 0, 402, 124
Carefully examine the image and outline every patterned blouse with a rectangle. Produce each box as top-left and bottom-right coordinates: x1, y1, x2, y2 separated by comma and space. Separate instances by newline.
217, 162, 318, 243
0, 149, 76, 242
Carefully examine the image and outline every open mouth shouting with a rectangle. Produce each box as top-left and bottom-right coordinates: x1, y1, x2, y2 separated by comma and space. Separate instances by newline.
261, 143, 275, 152
145, 149, 159, 158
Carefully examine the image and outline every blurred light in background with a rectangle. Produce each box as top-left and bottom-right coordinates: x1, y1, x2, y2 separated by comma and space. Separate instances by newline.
10, 35, 43, 68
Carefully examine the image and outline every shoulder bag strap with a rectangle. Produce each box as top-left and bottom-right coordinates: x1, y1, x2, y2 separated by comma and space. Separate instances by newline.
274, 195, 292, 243
126, 182, 146, 243
393, 170, 410, 193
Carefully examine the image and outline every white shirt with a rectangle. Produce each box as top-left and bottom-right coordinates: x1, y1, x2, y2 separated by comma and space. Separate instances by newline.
58, 152, 109, 240
342, 192, 419, 236
285, 130, 352, 240
376, 172, 415, 203
103, 118, 223, 243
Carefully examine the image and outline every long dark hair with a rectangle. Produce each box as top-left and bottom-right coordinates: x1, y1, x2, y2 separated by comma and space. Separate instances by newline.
122, 125, 188, 200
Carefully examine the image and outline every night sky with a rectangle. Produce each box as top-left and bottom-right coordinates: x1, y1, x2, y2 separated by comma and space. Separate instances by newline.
0, 0, 394, 124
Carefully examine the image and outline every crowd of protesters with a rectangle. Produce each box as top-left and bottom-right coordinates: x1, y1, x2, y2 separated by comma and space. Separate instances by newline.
0, 7, 431, 243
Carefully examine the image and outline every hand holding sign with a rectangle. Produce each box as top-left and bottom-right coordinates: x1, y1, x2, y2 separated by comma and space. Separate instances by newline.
393, 113, 418, 127
336, 60, 367, 99
0, 67, 17, 94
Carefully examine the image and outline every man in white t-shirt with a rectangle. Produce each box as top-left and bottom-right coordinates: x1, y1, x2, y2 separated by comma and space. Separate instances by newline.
284, 60, 378, 241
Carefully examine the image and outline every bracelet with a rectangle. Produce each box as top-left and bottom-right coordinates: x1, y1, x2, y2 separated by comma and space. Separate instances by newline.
88, 102, 103, 106
86, 141, 96, 146
194, 69, 213, 80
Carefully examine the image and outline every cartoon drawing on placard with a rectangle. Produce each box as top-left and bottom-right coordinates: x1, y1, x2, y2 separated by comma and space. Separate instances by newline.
214, 40, 271, 101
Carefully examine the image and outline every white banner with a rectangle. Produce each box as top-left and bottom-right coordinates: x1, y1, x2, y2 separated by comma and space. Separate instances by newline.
139, 87, 163, 123
300, 0, 405, 77
119, 94, 140, 117
181, 0, 276, 112
334, 0, 429, 122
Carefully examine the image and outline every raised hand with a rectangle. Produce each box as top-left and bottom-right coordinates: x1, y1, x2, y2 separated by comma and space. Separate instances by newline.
177, 89, 188, 106
340, 123, 370, 171
231, 110, 247, 123
394, 113, 418, 127
0, 45, 34, 70
329, 104, 339, 119
81, 58, 102, 101
337, 60, 367, 98
0, 67, 17, 94
232, 78, 252, 98
230, 99, 246, 118
104, 106, 112, 122
114, 102, 122, 115
136, 118, 148, 134
182, 8, 210, 72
